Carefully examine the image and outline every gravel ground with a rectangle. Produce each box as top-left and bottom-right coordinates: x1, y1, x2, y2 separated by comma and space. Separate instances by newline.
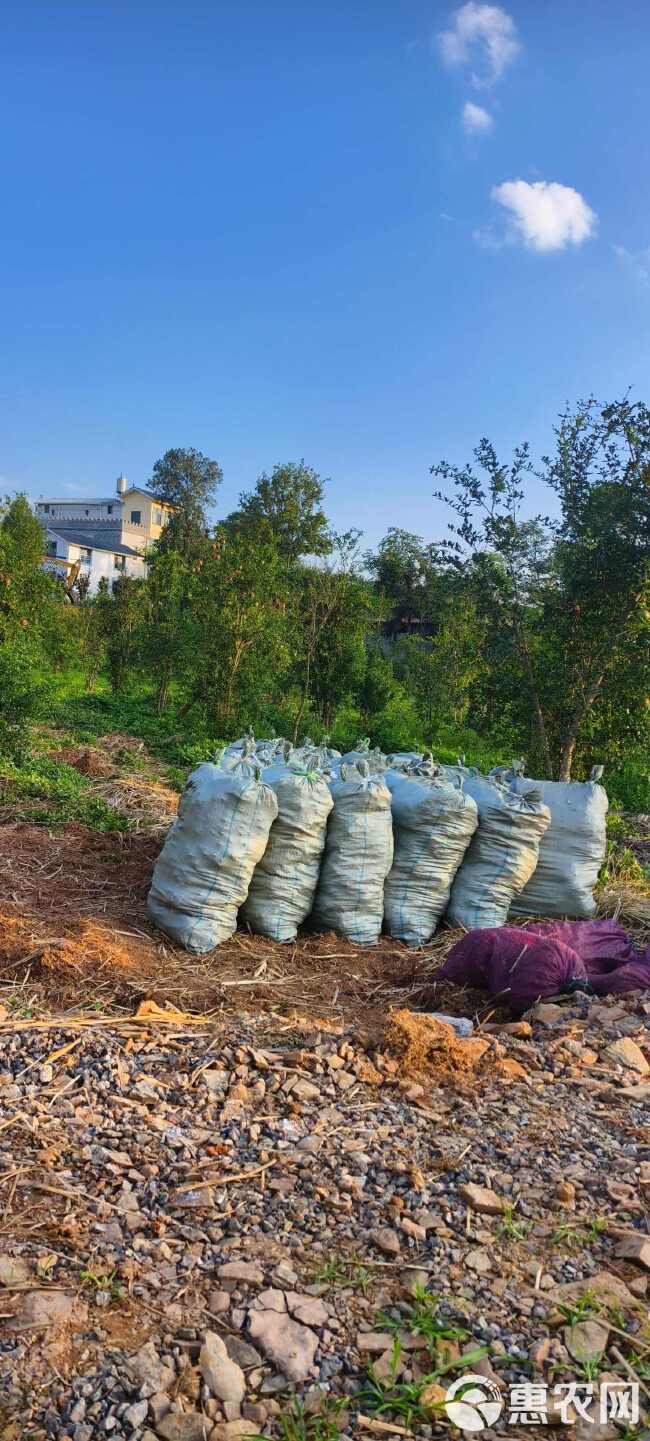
0, 995, 649, 1441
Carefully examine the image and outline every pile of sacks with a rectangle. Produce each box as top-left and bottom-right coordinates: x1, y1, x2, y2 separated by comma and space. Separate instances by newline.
147, 735, 609, 955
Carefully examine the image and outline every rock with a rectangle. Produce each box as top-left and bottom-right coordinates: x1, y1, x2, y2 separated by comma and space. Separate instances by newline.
209, 1424, 257, 1441
16, 1290, 88, 1328
530, 1002, 568, 1025
550, 1271, 639, 1314
248, 1309, 318, 1382
614, 1233, 650, 1270
199, 1333, 245, 1406
216, 1261, 264, 1286
157, 1416, 210, 1441
208, 1291, 231, 1314
242, 1404, 267, 1424
249, 1288, 286, 1313
465, 1248, 491, 1274
458, 1183, 503, 1215
356, 1332, 395, 1354
0, 1256, 30, 1286
273, 1262, 299, 1286
286, 1294, 329, 1327
628, 1274, 648, 1297
149, 1396, 172, 1426
128, 1341, 176, 1396
620, 1082, 650, 1100
291, 1079, 321, 1102
530, 1337, 551, 1369
419, 1382, 447, 1417
555, 1180, 576, 1204
400, 1218, 427, 1242
369, 1227, 400, 1257
124, 1399, 149, 1429
606, 1037, 650, 1074
203, 1070, 229, 1093
224, 1338, 262, 1370
564, 1320, 609, 1363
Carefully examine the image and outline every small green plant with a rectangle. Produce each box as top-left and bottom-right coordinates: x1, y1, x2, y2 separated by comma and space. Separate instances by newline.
377, 1286, 470, 1356
260, 1395, 347, 1441
79, 1267, 124, 1303
552, 1217, 607, 1249
358, 1338, 489, 1427
313, 1255, 372, 1295
499, 1204, 528, 1241
555, 1291, 599, 1326
574, 1355, 604, 1383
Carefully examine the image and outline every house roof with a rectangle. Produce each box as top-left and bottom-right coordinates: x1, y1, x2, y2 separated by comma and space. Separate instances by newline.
46, 527, 144, 558
123, 487, 174, 507
37, 497, 120, 506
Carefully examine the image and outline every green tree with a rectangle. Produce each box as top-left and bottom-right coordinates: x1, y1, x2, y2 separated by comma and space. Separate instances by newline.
431, 397, 650, 779
225, 461, 332, 563
186, 528, 291, 733
95, 576, 145, 691
0, 495, 57, 749
141, 549, 197, 711
291, 532, 382, 739
148, 447, 223, 559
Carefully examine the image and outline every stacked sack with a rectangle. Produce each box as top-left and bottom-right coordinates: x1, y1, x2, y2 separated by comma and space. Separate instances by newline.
504, 765, 608, 919
444, 769, 551, 928
310, 760, 394, 945
147, 755, 278, 953
383, 762, 478, 946
241, 751, 334, 942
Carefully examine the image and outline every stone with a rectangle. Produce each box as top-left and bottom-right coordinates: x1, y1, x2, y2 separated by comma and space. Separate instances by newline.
149, 1396, 172, 1426
248, 1309, 318, 1382
203, 1070, 229, 1093
419, 1382, 447, 1417
128, 1341, 176, 1397
224, 1338, 263, 1370
606, 1037, 650, 1074
550, 1271, 639, 1314
369, 1227, 400, 1257
465, 1248, 491, 1274
458, 1183, 503, 1215
124, 1399, 149, 1429
209, 1424, 257, 1441
208, 1290, 231, 1314
157, 1416, 210, 1441
291, 1079, 321, 1102
16, 1290, 88, 1328
530, 1003, 567, 1026
249, 1288, 286, 1313
356, 1332, 396, 1354
199, 1333, 245, 1407
0, 1255, 30, 1286
555, 1180, 576, 1204
286, 1294, 329, 1327
614, 1233, 650, 1270
564, 1320, 609, 1364
216, 1261, 264, 1286
400, 1218, 427, 1242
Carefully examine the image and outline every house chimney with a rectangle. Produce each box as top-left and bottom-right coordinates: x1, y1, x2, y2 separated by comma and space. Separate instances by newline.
116, 474, 128, 496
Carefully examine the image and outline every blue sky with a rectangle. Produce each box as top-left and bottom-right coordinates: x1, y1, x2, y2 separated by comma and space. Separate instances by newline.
2, 0, 649, 548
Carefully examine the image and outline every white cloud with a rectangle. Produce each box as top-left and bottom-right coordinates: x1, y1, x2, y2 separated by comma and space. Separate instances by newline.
491, 179, 597, 252
462, 100, 493, 133
438, 3, 520, 85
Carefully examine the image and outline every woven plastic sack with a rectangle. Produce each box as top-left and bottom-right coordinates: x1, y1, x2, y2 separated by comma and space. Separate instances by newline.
310, 761, 394, 944
445, 773, 551, 928
508, 773, 608, 919
383, 770, 478, 946
241, 763, 333, 942
341, 739, 386, 772
147, 760, 278, 953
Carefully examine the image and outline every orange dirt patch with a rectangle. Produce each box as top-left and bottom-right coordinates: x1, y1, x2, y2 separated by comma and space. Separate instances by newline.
384, 1007, 493, 1080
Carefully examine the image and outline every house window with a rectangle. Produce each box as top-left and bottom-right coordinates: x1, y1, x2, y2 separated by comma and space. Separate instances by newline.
114, 554, 126, 571
130, 510, 141, 524
42, 504, 50, 514
47, 540, 58, 557
84, 509, 90, 516
152, 508, 161, 525
80, 549, 92, 566
107, 504, 114, 515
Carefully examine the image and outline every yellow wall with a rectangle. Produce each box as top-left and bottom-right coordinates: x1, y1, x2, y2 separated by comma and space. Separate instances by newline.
124, 489, 174, 543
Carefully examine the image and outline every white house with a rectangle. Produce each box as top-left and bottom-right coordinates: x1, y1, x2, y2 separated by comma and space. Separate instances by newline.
38, 475, 174, 595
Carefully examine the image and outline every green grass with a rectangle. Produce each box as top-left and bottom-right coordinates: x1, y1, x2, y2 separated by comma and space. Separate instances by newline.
498, 1204, 528, 1241
376, 1286, 471, 1356
258, 1396, 347, 1441
552, 1218, 608, 1250
554, 1291, 600, 1326
357, 1338, 490, 1428
0, 754, 131, 831
313, 1255, 373, 1295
